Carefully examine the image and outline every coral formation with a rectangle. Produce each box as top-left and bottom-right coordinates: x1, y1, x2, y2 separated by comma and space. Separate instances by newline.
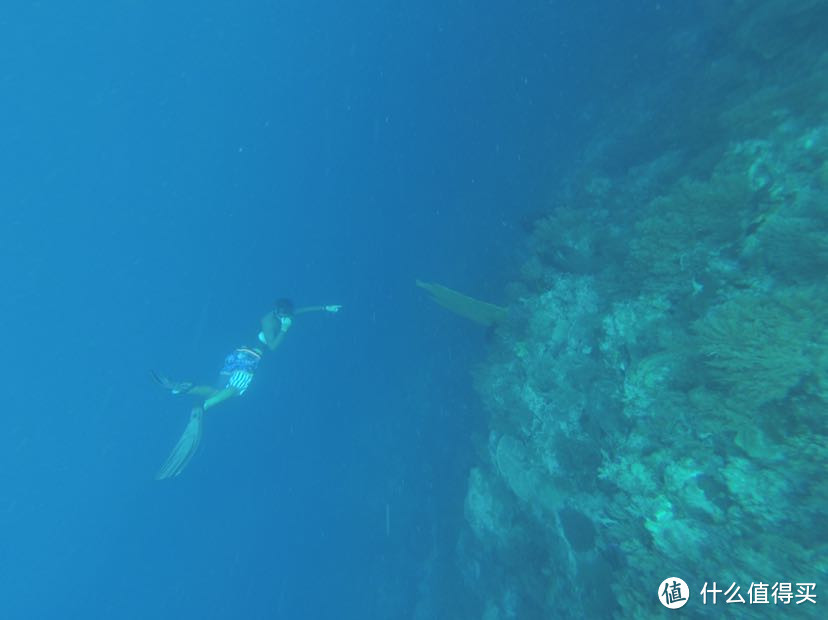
450, 2, 828, 618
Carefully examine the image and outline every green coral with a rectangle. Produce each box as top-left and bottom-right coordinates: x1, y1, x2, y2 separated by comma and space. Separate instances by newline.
741, 200, 828, 281
628, 172, 754, 295
694, 286, 828, 411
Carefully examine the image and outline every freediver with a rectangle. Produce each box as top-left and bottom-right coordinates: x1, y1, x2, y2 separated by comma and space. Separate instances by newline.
151, 299, 342, 480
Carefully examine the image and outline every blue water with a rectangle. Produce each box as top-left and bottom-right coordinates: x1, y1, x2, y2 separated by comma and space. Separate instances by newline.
0, 2, 720, 618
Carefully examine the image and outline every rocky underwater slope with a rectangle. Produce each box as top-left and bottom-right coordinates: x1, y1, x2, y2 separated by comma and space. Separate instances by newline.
458, 2, 828, 618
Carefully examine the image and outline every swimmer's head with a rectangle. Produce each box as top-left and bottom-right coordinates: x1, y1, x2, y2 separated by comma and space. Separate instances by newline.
274, 298, 294, 317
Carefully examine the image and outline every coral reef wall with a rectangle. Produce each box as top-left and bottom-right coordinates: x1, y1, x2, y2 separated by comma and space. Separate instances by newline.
458, 2, 828, 618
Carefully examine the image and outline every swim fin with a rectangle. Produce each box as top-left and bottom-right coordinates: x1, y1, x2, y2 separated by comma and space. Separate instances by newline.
415, 279, 507, 326
156, 406, 204, 480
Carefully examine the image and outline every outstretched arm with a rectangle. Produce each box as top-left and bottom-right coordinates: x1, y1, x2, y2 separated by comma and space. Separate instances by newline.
295, 304, 342, 315
259, 305, 342, 351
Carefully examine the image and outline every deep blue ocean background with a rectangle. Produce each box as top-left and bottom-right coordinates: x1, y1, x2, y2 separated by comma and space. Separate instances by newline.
0, 3, 705, 618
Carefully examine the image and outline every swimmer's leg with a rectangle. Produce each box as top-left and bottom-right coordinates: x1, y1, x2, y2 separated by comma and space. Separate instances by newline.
185, 385, 220, 398
151, 371, 218, 399
156, 406, 204, 480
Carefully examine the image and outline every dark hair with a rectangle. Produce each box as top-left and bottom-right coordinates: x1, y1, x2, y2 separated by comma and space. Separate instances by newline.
274, 298, 294, 317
